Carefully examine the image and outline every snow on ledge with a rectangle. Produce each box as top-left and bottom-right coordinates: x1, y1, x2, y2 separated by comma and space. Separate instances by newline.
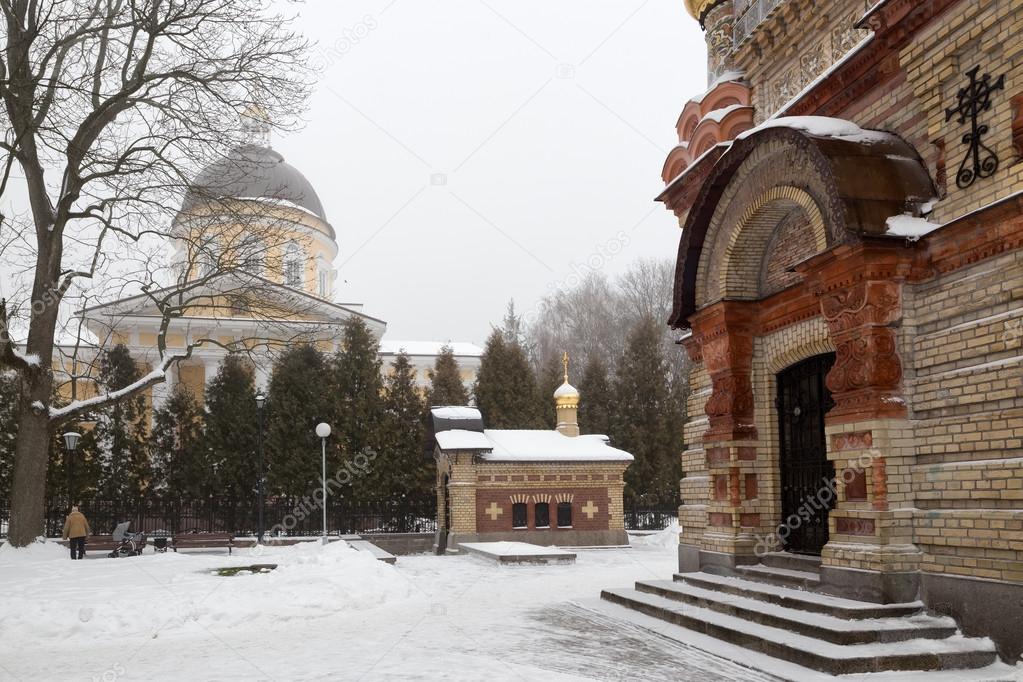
735, 116, 893, 145
885, 214, 942, 241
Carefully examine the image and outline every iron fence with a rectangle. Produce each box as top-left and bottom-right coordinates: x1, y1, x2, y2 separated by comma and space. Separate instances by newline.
0, 497, 437, 538
0, 498, 673, 536
623, 506, 678, 531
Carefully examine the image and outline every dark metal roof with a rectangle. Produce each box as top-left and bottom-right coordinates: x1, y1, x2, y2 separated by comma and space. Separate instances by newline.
183, 144, 327, 222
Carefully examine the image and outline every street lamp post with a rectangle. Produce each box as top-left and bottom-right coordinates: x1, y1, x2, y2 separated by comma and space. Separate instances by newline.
255, 391, 267, 544
62, 432, 81, 506
315, 422, 331, 545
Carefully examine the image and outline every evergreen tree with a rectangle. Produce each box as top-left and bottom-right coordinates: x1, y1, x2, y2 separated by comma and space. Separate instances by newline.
379, 353, 429, 499
204, 355, 259, 501
612, 315, 681, 506
91, 345, 150, 500
0, 371, 18, 501
474, 328, 544, 429
425, 345, 469, 407
150, 385, 204, 498
578, 355, 614, 436
329, 318, 384, 501
536, 353, 563, 429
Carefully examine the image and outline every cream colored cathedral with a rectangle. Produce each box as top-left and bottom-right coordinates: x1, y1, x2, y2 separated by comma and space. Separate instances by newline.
64, 117, 481, 408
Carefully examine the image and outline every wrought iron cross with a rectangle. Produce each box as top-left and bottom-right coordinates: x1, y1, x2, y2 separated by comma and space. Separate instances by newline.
945, 66, 1005, 189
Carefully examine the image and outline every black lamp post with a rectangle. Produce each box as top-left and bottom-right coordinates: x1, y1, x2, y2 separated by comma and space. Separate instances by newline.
255, 391, 266, 544
62, 432, 81, 506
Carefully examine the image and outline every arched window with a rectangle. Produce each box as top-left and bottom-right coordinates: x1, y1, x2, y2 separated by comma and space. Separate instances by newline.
557, 502, 572, 528
512, 503, 527, 529
283, 242, 303, 287
534, 502, 550, 528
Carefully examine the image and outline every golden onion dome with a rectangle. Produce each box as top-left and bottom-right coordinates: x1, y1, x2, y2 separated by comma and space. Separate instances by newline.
554, 351, 580, 408
685, 0, 724, 24
554, 381, 580, 408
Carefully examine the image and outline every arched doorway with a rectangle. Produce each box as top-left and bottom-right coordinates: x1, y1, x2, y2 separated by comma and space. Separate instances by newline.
776, 353, 835, 555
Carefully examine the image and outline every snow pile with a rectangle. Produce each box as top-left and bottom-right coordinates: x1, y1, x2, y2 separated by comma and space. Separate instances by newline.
629, 520, 680, 550
886, 213, 942, 241
0, 538, 68, 560
0, 540, 417, 644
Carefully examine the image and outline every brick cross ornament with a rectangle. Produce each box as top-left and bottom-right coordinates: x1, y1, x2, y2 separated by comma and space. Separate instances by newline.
582, 500, 599, 519
485, 502, 503, 521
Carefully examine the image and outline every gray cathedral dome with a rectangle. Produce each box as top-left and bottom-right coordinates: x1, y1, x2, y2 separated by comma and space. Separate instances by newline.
183, 143, 327, 222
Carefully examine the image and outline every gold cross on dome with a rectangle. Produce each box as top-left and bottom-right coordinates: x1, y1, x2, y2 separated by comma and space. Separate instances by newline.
582, 500, 598, 519
485, 502, 503, 521
562, 351, 570, 382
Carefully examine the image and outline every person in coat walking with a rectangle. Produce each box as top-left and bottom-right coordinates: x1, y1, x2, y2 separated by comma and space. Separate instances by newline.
62, 506, 90, 560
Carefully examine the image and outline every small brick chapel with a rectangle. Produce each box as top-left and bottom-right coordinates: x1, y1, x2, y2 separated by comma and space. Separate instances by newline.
431, 355, 633, 551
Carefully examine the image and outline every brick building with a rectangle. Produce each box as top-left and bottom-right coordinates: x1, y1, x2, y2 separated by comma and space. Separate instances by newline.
431, 364, 633, 550
649, 0, 1022, 662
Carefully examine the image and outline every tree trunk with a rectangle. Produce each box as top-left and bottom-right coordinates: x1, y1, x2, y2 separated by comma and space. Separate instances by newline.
8, 374, 55, 545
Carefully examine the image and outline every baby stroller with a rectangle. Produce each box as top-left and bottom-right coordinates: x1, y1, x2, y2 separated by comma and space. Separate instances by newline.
109, 521, 147, 558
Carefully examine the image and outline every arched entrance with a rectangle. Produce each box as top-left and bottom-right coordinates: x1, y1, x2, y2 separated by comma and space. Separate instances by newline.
776, 353, 835, 555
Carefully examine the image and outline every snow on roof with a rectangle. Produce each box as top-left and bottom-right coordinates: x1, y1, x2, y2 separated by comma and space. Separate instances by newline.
553, 382, 579, 398
701, 103, 749, 124
431, 406, 482, 420
479, 430, 633, 462
379, 340, 484, 357
691, 70, 746, 104
885, 214, 942, 241
435, 429, 493, 451
735, 116, 893, 145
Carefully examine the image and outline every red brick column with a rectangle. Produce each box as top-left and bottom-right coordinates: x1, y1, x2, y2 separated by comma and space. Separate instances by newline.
691, 301, 758, 442
689, 301, 760, 558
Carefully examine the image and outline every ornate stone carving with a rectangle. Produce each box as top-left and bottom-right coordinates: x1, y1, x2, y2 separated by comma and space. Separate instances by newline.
818, 280, 906, 421
820, 281, 901, 333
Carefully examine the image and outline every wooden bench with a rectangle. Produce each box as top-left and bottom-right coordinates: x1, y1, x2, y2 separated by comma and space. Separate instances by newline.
56, 535, 124, 555
172, 532, 235, 554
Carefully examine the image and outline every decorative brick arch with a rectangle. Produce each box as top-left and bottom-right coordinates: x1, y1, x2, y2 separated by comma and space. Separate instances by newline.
695, 134, 848, 310
718, 185, 828, 301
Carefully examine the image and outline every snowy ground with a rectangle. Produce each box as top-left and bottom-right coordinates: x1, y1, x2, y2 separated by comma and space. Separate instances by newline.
0, 526, 779, 682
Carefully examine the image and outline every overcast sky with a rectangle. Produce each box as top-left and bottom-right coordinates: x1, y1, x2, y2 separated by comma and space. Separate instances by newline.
279, 0, 707, 344
0, 1, 708, 347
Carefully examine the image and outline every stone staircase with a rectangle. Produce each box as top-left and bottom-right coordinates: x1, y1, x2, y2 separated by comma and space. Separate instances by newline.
601, 553, 1000, 676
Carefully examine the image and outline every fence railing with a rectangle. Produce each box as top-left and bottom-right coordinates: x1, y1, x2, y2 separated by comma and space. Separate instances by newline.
0, 497, 438, 538
0, 499, 675, 537
623, 507, 678, 531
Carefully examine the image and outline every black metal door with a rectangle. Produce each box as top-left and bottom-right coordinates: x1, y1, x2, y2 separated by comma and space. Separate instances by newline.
776, 354, 835, 555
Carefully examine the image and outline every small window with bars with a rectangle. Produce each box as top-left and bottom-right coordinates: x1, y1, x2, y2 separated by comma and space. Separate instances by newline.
557, 502, 572, 528
534, 502, 550, 528
512, 503, 527, 529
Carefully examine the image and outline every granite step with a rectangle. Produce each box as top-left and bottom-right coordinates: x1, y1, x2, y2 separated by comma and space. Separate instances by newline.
759, 551, 822, 573
735, 562, 822, 589
634, 579, 956, 645
600, 586, 998, 675
677, 571, 924, 620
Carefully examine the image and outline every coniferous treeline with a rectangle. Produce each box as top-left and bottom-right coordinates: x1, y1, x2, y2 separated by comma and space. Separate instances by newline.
0, 260, 688, 509
0, 318, 477, 505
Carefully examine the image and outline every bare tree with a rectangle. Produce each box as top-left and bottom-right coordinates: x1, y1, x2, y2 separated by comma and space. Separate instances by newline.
0, 0, 314, 545
528, 259, 689, 384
